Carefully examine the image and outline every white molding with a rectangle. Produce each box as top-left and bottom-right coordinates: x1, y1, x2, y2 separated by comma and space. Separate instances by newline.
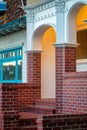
76, 59, 87, 63
53, 43, 79, 47
35, 11, 55, 22
22, 1, 54, 13
26, 50, 43, 53
23, 0, 70, 23
0, 42, 24, 51
23, 1, 55, 22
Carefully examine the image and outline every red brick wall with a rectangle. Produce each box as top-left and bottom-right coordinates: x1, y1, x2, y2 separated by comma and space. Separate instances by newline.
0, 83, 41, 130
16, 83, 41, 111
56, 46, 76, 73
0, 84, 3, 130
64, 47, 76, 72
0, 84, 19, 130
63, 72, 87, 114
37, 114, 87, 130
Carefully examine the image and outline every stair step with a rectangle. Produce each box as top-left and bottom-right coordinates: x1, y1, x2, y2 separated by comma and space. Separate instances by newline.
26, 105, 56, 114
34, 99, 56, 107
19, 112, 38, 127
19, 112, 38, 130
19, 112, 38, 119
19, 125, 37, 130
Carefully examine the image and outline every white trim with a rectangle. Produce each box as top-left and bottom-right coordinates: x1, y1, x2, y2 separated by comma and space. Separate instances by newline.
0, 43, 24, 51
22, 0, 53, 9
26, 50, 43, 53
76, 59, 87, 63
53, 43, 79, 47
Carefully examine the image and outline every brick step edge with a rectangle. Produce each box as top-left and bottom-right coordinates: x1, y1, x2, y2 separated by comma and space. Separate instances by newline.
19, 125, 37, 130
26, 107, 56, 114
27, 105, 55, 110
34, 99, 56, 107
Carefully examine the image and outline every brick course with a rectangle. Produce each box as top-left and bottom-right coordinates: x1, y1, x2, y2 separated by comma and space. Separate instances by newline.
0, 83, 41, 130
0, 84, 19, 130
27, 52, 41, 88
0, 78, 87, 129
63, 72, 87, 114
16, 84, 41, 111
37, 114, 87, 130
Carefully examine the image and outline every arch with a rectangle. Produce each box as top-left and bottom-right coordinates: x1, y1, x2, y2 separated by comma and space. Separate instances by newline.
32, 24, 56, 99
32, 23, 56, 50
67, 2, 86, 43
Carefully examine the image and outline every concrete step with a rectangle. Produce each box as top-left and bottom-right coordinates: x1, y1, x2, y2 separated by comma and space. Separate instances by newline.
26, 105, 56, 114
34, 99, 56, 107
19, 125, 37, 130
24, 99, 56, 114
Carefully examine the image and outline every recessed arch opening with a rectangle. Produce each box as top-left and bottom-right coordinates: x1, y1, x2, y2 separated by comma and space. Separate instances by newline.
68, 2, 87, 71
76, 5, 87, 71
32, 24, 56, 99
68, 3, 85, 43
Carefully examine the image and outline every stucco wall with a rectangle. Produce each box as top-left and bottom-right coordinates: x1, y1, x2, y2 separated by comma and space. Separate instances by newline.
41, 27, 56, 99
0, 29, 27, 82
77, 59, 87, 72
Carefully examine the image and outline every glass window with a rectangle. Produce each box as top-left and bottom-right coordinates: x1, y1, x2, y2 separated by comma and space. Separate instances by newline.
0, 46, 22, 83
18, 60, 22, 80
17, 49, 22, 56
3, 61, 16, 80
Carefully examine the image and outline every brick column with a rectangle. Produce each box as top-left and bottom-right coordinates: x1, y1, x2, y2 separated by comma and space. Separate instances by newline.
55, 43, 77, 114
27, 50, 41, 100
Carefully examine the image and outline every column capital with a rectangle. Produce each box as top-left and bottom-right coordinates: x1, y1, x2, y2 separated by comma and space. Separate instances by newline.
55, 0, 66, 13
53, 43, 79, 47
23, 6, 35, 23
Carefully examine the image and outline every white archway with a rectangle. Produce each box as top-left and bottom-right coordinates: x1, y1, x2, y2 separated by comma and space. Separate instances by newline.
32, 24, 56, 99
67, 1, 87, 72
67, 2, 86, 43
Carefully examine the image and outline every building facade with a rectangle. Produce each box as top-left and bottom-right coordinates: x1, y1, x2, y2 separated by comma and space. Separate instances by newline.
0, 0, 87, 129
1, 0, 87, 97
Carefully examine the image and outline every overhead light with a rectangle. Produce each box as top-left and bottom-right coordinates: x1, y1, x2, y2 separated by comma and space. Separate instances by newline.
83, 19, 87, 23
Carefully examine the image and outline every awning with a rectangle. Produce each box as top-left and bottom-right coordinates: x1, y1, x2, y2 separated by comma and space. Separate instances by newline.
0, 16, 26, 36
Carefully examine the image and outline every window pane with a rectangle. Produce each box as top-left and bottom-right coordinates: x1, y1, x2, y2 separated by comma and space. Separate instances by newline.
18, 60, 22, 80
10, 51, 15, 58
0, 54, 2, 59
17, 49, 22, 56
3, 61, 16, 80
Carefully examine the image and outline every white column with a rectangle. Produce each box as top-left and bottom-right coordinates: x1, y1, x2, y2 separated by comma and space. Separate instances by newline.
24, 7, 34, 50
55, 1, 66, 44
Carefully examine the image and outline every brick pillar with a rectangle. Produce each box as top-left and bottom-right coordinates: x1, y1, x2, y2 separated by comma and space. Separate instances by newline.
0, 84, 19, 130
55, 44, 77, 114
27, 51, 41, 100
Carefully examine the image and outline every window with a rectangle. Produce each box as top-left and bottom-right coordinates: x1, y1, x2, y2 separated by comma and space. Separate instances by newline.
0, 46, 22, 83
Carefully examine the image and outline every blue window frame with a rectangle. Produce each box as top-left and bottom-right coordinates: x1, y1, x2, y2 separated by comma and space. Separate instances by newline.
0, 46, 22, 83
